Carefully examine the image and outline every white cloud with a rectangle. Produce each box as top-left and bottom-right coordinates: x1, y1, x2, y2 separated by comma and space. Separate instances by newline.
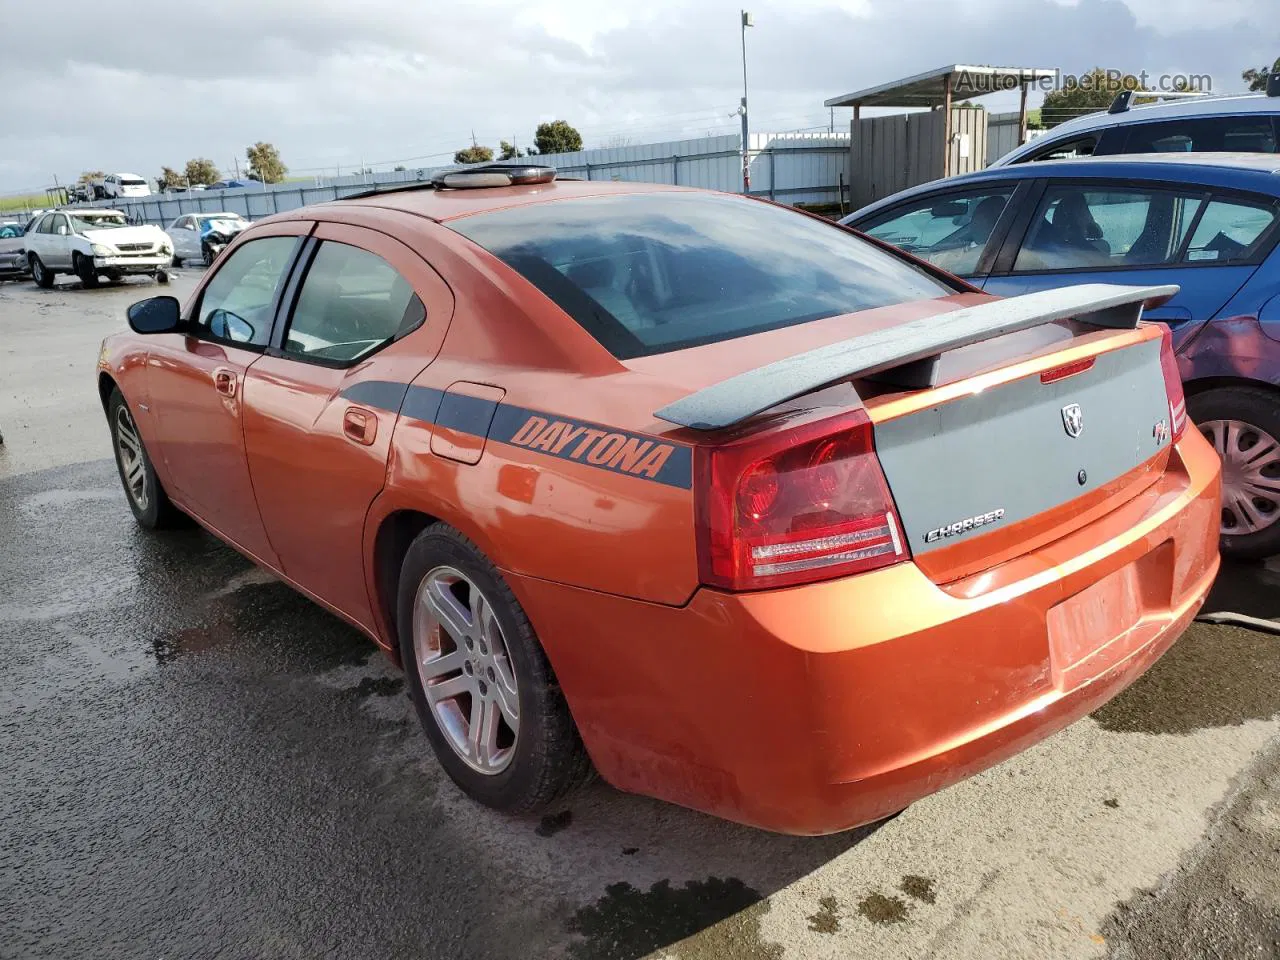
0, 0, 1274, 191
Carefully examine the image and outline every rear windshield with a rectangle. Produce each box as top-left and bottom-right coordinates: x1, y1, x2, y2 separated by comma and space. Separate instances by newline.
450, 192, 955, 358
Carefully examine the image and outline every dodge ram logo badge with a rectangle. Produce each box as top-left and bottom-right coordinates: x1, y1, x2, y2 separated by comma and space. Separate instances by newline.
1061, 403, 1083, 438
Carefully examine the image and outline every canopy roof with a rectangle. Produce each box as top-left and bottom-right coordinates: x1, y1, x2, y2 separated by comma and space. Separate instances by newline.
825, 65, 1057, 109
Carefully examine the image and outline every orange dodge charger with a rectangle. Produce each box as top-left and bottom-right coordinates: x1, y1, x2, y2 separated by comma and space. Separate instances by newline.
98, 165, 1221, 834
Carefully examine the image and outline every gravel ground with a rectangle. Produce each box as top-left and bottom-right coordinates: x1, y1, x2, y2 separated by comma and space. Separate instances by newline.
1, 272, 1278, 960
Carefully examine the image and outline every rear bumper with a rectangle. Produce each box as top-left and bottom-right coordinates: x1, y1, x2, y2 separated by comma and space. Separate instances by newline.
509, 429, 1222, 834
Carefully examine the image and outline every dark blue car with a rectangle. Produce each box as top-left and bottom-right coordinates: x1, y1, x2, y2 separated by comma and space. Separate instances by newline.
844, 154, 1280, 558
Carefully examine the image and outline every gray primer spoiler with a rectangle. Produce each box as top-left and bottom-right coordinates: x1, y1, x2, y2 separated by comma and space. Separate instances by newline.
654, 283, 1179, 431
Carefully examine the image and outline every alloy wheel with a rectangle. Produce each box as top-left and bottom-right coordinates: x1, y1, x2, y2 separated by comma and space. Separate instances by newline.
1201, 418, 1280, 535
114, 406, 150, 511
412, 566, 521, 775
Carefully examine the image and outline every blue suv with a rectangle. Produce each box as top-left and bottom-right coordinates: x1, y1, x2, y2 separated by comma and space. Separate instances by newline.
843, 153, 1280, 558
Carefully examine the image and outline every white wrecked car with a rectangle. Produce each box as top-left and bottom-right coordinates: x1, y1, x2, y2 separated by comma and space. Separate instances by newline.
24, 209, 172, 289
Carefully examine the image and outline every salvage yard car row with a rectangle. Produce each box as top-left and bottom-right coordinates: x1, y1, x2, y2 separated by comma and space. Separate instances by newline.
0, 210, 251, 287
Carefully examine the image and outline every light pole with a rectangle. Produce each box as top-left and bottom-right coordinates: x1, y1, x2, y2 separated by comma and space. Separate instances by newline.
740, 10, 753, 194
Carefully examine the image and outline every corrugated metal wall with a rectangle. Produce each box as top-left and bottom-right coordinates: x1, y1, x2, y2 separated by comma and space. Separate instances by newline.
12, 132, 853, 225
849, 108, 990, 210
986, 111, 1046, 165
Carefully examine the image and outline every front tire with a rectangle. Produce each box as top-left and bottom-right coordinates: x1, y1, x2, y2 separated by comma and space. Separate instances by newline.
108, 388, 182, 529
73, 252, 99, 289
397, 524, 592, 812
30, 254, 53, 289
1189, 385, 1280, 559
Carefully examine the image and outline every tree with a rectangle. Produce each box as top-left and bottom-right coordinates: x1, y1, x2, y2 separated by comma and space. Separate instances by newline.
533, 120, 582, 155
246, 142, 287, 183
1243, 57, 1280, 92
78, 170, 104, 183
184, 158, 220, 185
454, 144, 494, 164
158, 166, 185, 190
1040, 68, 1145, 128
498, 140, 524, 160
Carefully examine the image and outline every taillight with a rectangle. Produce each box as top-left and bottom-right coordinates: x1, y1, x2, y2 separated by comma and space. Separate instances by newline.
694, 409, 909, 591
1156, 324, 1187, 441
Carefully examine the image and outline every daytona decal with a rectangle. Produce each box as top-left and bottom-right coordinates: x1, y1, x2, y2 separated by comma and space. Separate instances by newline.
339, 381, 692, 488
489, 406, 692, 489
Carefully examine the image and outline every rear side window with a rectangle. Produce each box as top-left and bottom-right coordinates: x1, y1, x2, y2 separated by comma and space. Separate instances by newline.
451, 192, 952, 358
1184, 198, 1279, 263
1123, 116, 1278, 154
1013, 185, 1204, 271
282, 241, 424, 365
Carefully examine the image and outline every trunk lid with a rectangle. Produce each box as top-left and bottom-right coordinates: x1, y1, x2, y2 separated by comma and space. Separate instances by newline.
866, 325, 1171, 582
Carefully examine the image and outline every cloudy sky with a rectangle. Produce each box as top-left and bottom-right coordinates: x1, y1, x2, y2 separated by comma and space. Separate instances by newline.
0, 0, 1275, 193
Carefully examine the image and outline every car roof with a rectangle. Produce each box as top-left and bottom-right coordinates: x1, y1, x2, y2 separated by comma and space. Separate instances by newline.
993, 92, 1279, 165
846, 152, 1280, 223
73, 208, 126, 216
333, 178, 694, 223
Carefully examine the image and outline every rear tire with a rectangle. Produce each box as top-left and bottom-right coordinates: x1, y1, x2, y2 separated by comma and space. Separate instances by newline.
1188, 385, 1280, 560
397, 523, 593, 812
107, 388, 182, 529
73, 252, 99, 289
30, 254, 53, 288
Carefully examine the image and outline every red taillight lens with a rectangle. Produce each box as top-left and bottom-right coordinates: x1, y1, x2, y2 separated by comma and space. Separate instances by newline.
694, 409, 909, 591
1156, 323, 1187, 441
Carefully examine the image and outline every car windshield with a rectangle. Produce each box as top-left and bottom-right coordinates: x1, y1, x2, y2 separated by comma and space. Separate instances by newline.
451, 192, 954, 358
197, 213, 244, 222
72, 214, 128, 230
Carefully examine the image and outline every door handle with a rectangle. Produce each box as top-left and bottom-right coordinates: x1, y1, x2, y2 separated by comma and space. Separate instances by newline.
343, 407, 377, 446
213, 367, 238, 397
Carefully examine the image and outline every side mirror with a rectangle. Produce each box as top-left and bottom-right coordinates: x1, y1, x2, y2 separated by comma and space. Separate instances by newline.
930, 200, 968, 218
56, 225, 69, 236
127, 296, 183, 334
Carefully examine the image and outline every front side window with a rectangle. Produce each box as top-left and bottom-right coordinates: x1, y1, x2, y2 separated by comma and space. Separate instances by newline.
451, 192, 953, 358
1184, 197, 1279, 263
194, 236, 299, 347
49, 215, 69, 235
1124, 116, 1278, 154
1013, 184, 1204, 272
282, 241, 424, 364
859, 187, 1014, 276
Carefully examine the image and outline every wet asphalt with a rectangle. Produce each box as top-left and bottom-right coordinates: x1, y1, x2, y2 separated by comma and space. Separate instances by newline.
3, 273, 1280, 960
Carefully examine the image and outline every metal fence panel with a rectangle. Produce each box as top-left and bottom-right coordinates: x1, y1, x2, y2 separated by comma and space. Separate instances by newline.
4, 132, 854, 224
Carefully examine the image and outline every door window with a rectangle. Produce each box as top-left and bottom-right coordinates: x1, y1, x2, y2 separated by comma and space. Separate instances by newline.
1183, 197, 1279, 263
1123, 116, 1278, 154
1025, 136, 1099, 162
194, 236, 299, 347
1013, 184, 1204, 272
860, 188, 1015, 276
282, 241, 424, 364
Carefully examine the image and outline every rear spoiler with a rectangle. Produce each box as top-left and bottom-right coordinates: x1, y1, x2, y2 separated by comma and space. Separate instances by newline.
654, 283, 1178, 431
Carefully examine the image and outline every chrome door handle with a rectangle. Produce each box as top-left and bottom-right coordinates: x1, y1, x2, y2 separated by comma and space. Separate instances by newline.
213, 367, 238, 398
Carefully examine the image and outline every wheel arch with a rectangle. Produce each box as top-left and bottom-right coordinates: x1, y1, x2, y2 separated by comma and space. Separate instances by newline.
1183, 376, 1280, 399
369, 507, 440, 668
97, 371, 119, 413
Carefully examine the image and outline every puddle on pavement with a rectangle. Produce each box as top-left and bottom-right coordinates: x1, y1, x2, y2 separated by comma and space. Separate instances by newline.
899, 875, 936, 904
857, 892, 909, 925
18, 488, 117, 513
1092, 622, 1280, 734
807, 895, 841, 933
345, 676, 404, 699
536, 809, 573, 837
567, 877, 780, 960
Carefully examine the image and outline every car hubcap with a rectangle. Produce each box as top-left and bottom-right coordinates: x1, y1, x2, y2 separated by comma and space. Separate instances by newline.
413, 566, 520, 775
1201, 418, 1280, 535
114, 406, 149, 511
